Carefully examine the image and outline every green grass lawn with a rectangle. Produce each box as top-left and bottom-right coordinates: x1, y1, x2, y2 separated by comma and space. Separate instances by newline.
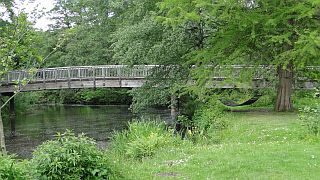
110, 111, 320, 180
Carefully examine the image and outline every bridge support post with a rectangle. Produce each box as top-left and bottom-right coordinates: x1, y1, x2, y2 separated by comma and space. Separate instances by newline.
9, 94, 16, 137
170, 94, 179, 121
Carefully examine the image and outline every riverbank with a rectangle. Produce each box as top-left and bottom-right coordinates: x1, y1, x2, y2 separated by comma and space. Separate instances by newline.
108, 111, 320, 179
1, 109, 320, 179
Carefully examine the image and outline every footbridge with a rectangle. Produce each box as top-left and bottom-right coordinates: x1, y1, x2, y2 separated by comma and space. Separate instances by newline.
0, 65, 319, 93
1, 65, 319, 136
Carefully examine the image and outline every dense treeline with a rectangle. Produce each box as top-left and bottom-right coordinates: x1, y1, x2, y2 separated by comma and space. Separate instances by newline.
1, 0, 319, 153
1, 0, 319, 111
0, 1, 320, 178
16, 88, 132, 107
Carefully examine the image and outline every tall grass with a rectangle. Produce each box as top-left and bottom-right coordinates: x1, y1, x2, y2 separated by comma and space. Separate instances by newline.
110, 119, 185, 159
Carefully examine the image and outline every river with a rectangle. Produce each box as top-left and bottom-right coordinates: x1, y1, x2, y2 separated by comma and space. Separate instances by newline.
3, 105, 171, 158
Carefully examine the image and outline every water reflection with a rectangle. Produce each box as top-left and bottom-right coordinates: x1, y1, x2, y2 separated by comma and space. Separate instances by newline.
4, 105, 171, 158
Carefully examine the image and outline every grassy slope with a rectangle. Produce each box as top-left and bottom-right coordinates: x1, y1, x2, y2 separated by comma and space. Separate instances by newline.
112, 111, 320, 180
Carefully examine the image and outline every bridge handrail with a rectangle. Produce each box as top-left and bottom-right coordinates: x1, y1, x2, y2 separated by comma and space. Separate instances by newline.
1, 65, 159, 84
1, 65, 319, 85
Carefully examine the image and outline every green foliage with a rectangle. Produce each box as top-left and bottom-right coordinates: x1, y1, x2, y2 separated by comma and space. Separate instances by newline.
110, 0, 192, 112
0, 7, 43, 154
111, 120, 182, 159
192, 97, 227, 142
159, 0, 320, 110
0, 154, 33, 179
111, 18, 163, 65
177, 115, 193, 128
158, 0, 214, 26
44, 0, 115, 67
110, 111, 319, 179
73, 89, 131, 105
129, 86, 170, 112
49, 0, 112, 29
32, 130, 116, 180
15, 92, 44, 111
0, 13, 42, 73
201, 0, 319, 67
299, 106, 320, 136
15, 89, 132, 108
111, 0, 162, 25
299, 90, 320, 136
293, 90, 319, 108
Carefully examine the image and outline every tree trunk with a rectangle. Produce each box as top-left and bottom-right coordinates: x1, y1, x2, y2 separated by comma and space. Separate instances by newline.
171, 94, 178, 121
275, 63, 293, 112
0, 109, 6, 154
9, 96, 16, 137
0, 94, 6, 153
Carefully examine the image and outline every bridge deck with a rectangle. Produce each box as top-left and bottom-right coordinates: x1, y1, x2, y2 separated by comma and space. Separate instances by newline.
0, 65, 318, 93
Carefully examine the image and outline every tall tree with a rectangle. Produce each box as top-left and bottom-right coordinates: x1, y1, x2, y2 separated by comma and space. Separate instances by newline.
0, 9, 42, 152
45, 0, 115, 66
159, 0, 320, 111
110, 0, 197, 111
0, 0, 14, 153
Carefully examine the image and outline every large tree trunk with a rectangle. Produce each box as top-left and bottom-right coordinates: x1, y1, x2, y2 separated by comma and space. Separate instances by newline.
275, 63, 294, 112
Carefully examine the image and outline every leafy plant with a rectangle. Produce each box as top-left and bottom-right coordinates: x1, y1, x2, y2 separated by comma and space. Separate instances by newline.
0, 154, 33, 180
192, 97, 228, 143
299, 106, 320, 136
31, 130, 116, 180
111, 120, 182, 159
299, 90, 320, 136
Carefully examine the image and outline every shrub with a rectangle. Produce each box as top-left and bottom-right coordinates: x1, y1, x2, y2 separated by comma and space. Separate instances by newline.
192, 97, 227, 143
31, 130, 116, 180
111, 120, 182, 159
299, 89, 320, 136
0, 154, 33, 179
294, 90, 319, 108
299, 107, 320, 136
299, 106, 320, 136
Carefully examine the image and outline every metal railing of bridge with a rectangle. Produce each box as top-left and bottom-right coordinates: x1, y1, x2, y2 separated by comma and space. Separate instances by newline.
1, 65, 319, 85
2, 65, 157, 85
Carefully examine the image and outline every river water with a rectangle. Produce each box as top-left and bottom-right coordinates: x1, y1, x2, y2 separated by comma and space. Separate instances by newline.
3, 105, 171, 158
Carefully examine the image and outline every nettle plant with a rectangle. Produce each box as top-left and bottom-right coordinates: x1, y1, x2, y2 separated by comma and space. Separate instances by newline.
299, 89, 320, 136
